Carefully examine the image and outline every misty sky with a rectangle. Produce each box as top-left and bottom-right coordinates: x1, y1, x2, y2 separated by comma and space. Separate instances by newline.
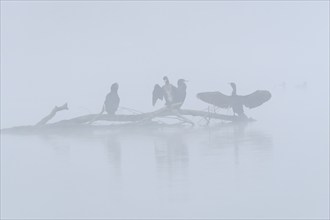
1, 1, 329, 127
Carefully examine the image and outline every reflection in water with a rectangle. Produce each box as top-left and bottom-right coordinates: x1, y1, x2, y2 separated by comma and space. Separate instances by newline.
153, 133, 190, 201
105, 137, 122, 178
22, 125, 273, 207
231, 123, 273, 165
203, 122, 273, 165
38, 134, 72, 162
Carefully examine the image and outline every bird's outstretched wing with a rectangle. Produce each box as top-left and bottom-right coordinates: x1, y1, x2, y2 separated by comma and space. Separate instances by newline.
152, 84, 164, 106
242, 90, 271, 109
196, 91, 232, 108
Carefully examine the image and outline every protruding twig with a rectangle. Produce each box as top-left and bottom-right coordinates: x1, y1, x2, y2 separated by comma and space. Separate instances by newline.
35, 103, 68, 126
88, 105, 105, 125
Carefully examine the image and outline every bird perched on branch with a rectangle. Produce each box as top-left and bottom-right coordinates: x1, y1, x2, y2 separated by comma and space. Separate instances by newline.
153, 76, 175, 106
197, 82, 271, 118
173, 79, 187, 108
152, 77, 187, 108
104, 83, 120, 115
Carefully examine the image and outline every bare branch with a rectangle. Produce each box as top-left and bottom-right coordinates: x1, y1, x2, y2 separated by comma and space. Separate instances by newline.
35, 103, 68, 127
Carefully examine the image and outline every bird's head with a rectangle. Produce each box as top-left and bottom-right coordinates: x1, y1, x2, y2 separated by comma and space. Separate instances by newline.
163, 76, 169, 84
111, 83, 119, 92
229, 82, 237, 95
229, 82, 236, 89
177, 79, 187, 86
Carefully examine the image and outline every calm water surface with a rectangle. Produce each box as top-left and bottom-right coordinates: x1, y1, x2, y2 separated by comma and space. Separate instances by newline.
1, 90, 329, 219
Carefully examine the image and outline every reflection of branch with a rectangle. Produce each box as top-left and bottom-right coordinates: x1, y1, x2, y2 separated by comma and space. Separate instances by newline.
35, 103, 68, 126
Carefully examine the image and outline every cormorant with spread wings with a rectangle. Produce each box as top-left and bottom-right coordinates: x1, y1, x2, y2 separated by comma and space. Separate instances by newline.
152, 77, 187, 108
197, 82, 271, 118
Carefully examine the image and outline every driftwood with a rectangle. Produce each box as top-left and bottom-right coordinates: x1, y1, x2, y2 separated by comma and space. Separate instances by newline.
1, 103, 252, 135
51, 108, 239, 125
35, 103, 68, 126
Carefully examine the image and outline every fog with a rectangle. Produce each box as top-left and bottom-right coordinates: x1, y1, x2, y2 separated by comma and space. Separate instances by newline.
1, 1, 329, 219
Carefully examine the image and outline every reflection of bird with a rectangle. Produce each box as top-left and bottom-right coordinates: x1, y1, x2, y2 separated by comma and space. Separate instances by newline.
153, 77, 187, 108
104, 83, 120, 114
197, 82, 271, 118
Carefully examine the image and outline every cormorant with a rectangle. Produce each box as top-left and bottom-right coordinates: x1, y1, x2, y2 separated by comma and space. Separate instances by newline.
152, 76, 176, 107
104, 83, 120, 115
173, 79, 187, 108
229, 82, 245, 117
197, 82, 271, 118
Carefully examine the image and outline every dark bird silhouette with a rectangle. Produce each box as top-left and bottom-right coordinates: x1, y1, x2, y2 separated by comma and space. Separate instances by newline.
152, 76, 176, 107
197, 82, 271, 118
173, 79, 187, 108
104, 83, 120, 115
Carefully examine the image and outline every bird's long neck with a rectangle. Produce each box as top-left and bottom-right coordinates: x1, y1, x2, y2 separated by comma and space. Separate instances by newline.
231, 87, 236, 96
111, 88, 118, 94
179, 83, 187, 90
